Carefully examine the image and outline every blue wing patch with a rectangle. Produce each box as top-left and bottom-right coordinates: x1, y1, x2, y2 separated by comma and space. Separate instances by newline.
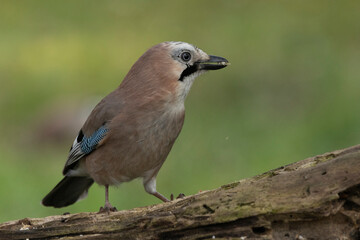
81, 126, 108, 154
63, 126, 108, 174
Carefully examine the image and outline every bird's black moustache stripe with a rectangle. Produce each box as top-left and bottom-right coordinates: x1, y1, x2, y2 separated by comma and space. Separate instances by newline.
179, 64, 198, 81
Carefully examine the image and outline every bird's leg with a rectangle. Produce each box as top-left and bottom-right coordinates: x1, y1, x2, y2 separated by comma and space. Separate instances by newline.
152, 192, 170, 202
144, 176, 170, 202
99, 184, 117, 213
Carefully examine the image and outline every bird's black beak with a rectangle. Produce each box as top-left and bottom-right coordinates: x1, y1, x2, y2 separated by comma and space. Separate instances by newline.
198, 55, 229, 70
179, 55, 229, 81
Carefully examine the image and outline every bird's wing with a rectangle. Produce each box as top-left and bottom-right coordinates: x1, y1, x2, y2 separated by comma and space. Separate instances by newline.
63, 125, 108, 175
62, 89, 124, 175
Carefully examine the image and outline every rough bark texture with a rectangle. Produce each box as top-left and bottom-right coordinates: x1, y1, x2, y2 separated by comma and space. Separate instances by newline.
1, 145, 360, 240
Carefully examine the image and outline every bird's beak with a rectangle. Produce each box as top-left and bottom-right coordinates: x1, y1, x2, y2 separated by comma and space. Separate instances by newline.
198, 55, 229, 70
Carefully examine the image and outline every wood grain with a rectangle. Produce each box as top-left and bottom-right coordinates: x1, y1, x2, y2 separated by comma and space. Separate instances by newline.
1, 145, 360, 239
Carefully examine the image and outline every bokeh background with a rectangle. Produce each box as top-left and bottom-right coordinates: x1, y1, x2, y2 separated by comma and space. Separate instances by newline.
1, 1, 360, 223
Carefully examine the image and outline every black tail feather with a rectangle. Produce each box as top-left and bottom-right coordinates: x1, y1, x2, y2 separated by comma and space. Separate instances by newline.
42, 176, 94, 208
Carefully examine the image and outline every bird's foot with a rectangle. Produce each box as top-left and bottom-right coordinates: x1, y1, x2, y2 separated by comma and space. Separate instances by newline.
98, 203, 117, 213
170, 193, 186, 201
177, 193, 185, 199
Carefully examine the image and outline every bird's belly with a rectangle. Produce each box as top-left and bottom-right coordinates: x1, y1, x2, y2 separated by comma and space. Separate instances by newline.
85, 108, 184, 186
85, 132, 175, 186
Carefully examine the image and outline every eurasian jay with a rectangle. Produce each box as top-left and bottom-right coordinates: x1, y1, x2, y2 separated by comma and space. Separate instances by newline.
42, 41, 229, 211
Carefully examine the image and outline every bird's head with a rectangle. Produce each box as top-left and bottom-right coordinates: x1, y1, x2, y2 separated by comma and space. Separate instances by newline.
121, 41, 229, 104
166, 41, 229, 79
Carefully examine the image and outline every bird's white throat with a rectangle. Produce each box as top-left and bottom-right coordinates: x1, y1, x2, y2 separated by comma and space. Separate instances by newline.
177, 70, 203, 102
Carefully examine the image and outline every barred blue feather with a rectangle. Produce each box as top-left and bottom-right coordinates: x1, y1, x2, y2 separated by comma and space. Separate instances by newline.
81, 126, 108, 154
63, 126, 108, 175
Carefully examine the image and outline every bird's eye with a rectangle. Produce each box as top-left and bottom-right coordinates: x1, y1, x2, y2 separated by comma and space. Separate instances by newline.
180, 52, 191, 62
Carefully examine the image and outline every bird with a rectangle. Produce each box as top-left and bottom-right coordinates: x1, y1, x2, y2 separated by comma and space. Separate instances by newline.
42, 41, 229, 211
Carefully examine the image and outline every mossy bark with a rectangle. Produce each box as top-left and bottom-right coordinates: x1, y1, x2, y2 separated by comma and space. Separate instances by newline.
1, 145, 360, 239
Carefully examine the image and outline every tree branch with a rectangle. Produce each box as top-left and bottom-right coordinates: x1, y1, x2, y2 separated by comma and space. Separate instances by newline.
1, 145, 360, 239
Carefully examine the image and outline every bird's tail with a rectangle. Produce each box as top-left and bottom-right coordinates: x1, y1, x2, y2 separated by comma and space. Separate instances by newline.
42, 176, 94, 208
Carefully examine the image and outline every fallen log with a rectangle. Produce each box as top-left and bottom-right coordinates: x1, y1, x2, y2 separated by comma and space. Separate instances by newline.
1, 144, 360, 239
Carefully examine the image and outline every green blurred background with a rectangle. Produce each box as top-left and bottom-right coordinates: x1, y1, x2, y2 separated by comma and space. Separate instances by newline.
1, 1, 360, 223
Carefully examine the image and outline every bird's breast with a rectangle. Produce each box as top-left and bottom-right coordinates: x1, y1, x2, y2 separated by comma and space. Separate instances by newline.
137, 105, 185, 158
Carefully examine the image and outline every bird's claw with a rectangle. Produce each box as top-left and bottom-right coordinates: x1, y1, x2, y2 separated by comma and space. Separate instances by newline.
177, 193, 185, 199
98, 204, 117, 213
170, 193, 186, 201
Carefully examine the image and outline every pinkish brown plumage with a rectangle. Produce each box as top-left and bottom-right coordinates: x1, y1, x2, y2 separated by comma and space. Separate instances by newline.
42, 41, 229, 211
